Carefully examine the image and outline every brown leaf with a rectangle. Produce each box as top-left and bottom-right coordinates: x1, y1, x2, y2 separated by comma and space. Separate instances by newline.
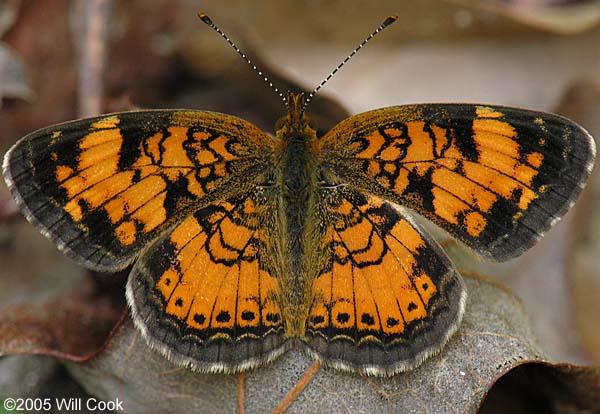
482, 362, 600, 413
0, 217, 125, 360
61, 274, 600, 413
0, 273, 126, 360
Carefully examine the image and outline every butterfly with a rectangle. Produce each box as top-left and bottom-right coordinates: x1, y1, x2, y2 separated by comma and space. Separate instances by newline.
2, 15, 596, 377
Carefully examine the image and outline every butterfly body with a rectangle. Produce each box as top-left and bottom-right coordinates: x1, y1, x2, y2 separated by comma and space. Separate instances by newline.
276, 99, 317, 330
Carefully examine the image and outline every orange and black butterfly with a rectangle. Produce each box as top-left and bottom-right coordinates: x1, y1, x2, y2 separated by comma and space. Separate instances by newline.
2, 15, 596, 376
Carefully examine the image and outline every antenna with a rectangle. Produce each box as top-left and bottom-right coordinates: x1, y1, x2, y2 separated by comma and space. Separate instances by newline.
198, 13, 289, 108
304, 15, 398, 108
199, 13, 398, 112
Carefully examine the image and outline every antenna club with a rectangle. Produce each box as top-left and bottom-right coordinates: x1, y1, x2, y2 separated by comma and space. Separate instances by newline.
198, 12, 213, 26
304, 14, 398, 110
199, 11, 288, 109
382, 15, 398, 28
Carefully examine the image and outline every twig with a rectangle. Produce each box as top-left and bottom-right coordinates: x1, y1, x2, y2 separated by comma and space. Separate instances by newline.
72, 0, 111, 117
272, 361, 322, 414
237, 372, 245, 414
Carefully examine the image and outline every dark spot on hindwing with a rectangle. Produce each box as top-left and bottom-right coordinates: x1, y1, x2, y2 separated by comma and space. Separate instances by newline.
386, 317, 399, 328
193, 313, 206, 325
241, 311, 255, 321
266, 313, 281, 323
361, 313, 375, 326
311, 315, 325, 325
336, 313, 350, 324
216, 310, 231, 323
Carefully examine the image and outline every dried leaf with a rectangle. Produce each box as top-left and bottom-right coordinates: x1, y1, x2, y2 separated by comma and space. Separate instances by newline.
0, 220, 125, 360
62, 274, 600, 413
481, 362, 600, 412
0, 298, 123, 361
0, 276, 125, 360
0, 354, 113, 412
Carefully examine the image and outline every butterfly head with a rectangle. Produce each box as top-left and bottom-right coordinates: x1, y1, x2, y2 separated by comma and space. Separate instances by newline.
275, 92, 317, 140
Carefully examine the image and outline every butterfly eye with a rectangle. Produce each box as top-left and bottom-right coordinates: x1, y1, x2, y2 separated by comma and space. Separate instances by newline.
275, 115, 287, 131
306, 115, 318, 130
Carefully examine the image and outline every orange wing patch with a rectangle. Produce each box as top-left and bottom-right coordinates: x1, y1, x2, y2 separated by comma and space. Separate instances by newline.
3, 110, 273, 271
305, 188, 465, 375
126, 190, 288, 372
320, 104, 595, 260
56, 118, 233, 245
346, 115, 540, 233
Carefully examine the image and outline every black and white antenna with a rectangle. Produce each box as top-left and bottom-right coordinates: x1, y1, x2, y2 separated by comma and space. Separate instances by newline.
199, 13, 289, 109
199, 13, 398, 111
304, 15, 397, 108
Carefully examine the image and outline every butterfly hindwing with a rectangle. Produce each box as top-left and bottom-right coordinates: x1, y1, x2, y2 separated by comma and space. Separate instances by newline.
126, 189, 289, 373
319, 104, 596, 261
304, 187, 466, 375
2, 110, 273, 271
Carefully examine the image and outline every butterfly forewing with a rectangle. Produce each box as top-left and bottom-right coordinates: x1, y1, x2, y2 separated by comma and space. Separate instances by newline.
319, 104, 596, 261
2, 110, 274, 271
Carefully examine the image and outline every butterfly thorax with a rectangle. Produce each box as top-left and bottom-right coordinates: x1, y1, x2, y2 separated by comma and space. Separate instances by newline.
274, 93, 320, 335
274, 93, 319, 194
